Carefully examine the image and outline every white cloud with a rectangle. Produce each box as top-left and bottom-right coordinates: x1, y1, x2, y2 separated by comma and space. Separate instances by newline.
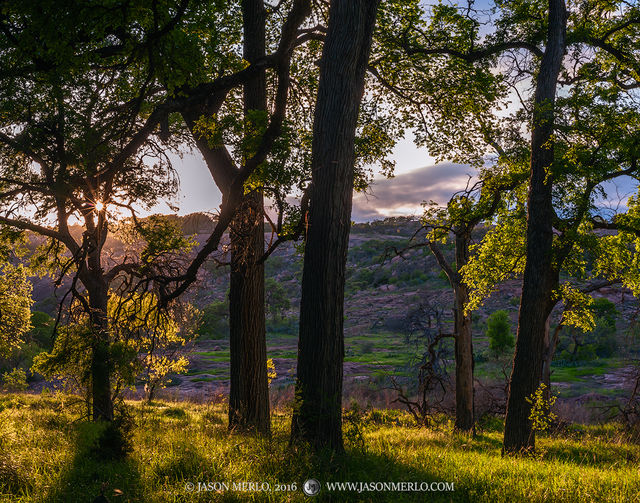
351, 163, 478, 222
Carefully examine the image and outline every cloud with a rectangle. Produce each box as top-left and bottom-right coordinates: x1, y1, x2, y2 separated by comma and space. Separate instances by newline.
351, 163, 477, 222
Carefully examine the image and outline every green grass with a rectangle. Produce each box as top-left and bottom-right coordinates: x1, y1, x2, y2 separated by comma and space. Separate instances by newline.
344, 351, 414, 367
194, 350, 231, 363
267, 350, 297, 359
1, 393, 639, 502
185, 369, 227, 376
550, 359, 619, 382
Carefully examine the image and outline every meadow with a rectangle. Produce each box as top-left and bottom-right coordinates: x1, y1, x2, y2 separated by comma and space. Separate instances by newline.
1, 393, 639, 502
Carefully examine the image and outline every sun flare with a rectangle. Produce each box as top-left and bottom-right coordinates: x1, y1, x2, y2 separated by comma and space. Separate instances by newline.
94, 201, 104, 212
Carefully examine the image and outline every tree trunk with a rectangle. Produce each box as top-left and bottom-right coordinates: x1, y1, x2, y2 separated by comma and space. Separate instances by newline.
290, 0, 380, 451
228, 0, 270, 435
503, 0, 566, 454
87, 279, 113, 422
541, 317, 551, 400
453, 229, 474, 433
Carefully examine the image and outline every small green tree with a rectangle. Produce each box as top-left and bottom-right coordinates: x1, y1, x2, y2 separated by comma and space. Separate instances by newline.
198, 300, 229, 339
0, 264, 33, 359
265, 278, 290, 322
486, 310, 515, 357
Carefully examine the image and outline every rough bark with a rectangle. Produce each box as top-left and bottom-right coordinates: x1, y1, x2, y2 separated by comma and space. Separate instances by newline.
86, 272, 113, 422
228, 0, 270, 434
228, 192, 269, 433
429, 231, 475, 433
290, 0, 380, 451
503, 0, 566, 454
453, 229, 474, 433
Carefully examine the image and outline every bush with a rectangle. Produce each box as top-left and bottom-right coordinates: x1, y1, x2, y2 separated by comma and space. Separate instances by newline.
595, 332, 617, 358
27, 311, 55, 350
576, 344, 598, 362
198, 300, 229, 339
486, 310, 514, 357
265, 277, 291, 321
266, 316, 297, 335
1, 368, 28, 392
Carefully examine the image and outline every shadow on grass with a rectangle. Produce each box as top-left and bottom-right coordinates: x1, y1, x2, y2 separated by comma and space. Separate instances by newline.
539, 438, 639, 467
43, 422, 142, 503
199, 434, 462, 503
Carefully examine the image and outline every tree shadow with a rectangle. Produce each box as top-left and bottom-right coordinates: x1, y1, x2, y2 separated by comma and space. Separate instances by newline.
43, 422, 142, 503
240, 436, 463, 502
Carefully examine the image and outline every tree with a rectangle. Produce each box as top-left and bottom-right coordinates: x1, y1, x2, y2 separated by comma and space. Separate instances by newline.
156, 0, 315, 435
371, 1, 526, 433
502, 0, 567, 455
290, 0, 381, 452
486, 310, 515, 357
420, 168, 526, 433
0, 0, 191, 422
226, 0, 269, 434
148, 0, 395, 436
31, 216, 199, 404
373, 0, 640, 453
0, 264, 32, 359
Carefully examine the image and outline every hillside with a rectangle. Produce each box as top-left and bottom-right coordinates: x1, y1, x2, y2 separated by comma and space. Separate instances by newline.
109, 216, 639, 425
10, 215, 639, 424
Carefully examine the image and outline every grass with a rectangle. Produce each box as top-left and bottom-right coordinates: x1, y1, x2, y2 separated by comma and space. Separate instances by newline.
1, 393, 640, 502
185, 368, 228, 376
194, 350, 231, 363
550, 359, 619, 382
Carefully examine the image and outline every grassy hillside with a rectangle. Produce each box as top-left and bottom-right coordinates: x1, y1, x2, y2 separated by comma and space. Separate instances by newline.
11, 216, 640, 423
1, 393, 639, 502
172, 217, 640, 421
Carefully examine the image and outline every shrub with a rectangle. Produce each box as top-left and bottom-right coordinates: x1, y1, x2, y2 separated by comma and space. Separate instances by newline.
266, 316, 297, 335
198, 300, 229, 339
576, 344, 597, 362
28, 311, 55, 350
1, 368, 28, 392
79, 406, 136, 460
486, 310, 514, 357
95, 408, 135, 460
265, 278, 291, 321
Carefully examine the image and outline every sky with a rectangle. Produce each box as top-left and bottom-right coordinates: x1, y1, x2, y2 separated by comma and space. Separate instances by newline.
162, 135, 478, 223
162, 136, 638, 224
155, 0, 637, 224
